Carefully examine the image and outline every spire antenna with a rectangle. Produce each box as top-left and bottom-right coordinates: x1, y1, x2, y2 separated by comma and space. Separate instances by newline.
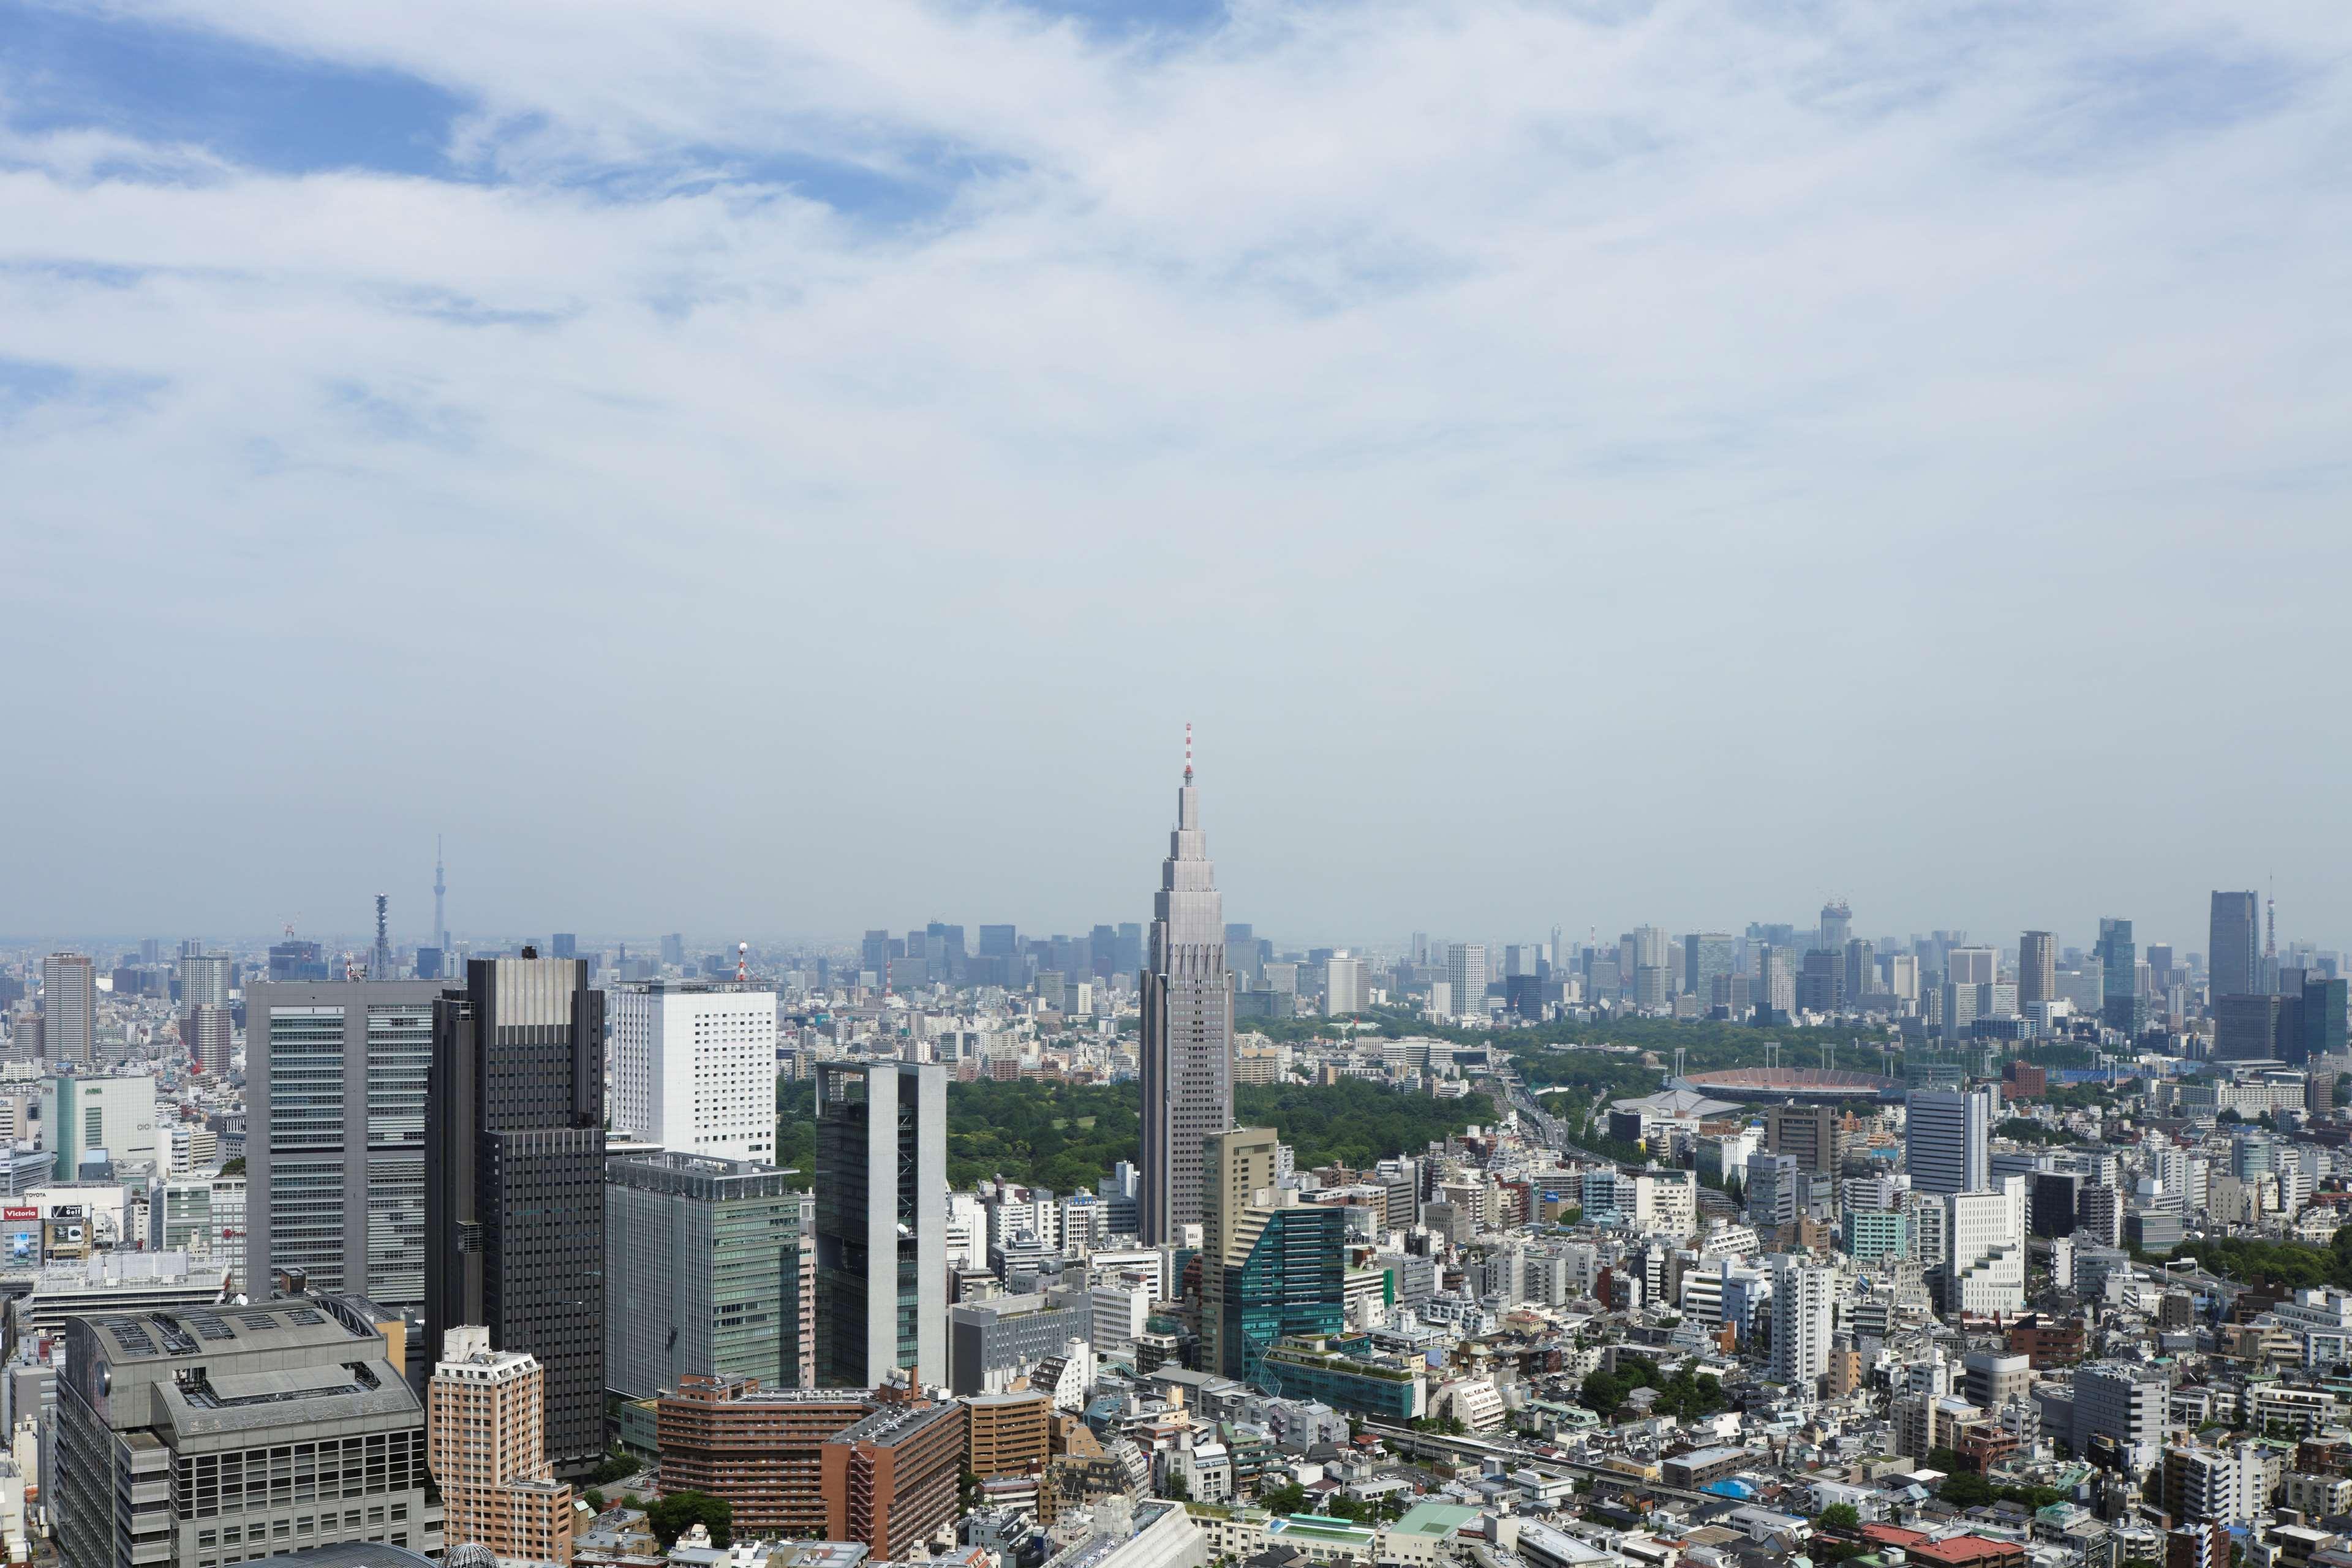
1183, 721, 1193, 785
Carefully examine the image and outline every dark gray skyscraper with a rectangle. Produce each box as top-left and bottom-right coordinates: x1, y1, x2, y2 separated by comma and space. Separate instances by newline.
1819, 900, 1852, 955
424, 956, 606, 1472
2019, 930, 2056, 1012
2096, 917, 2141, 1035
812, 1060, 945, 1386
2210, 891, 2260, 1001
1140, 739, 1233, 1246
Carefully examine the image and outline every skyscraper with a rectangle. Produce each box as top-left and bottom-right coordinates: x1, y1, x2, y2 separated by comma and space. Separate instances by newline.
813, 1059, 946, 1387
2019, 931, 2057, 1013
609, 980, 778, 1162
425, 956, 607, 1472
2097, 918, 2142, 1035
1139, 745, 1233, 1246
1447, 943, 1491, 1020
2211, 891, 2260, 1003
1685, 933, 1735, 1005
41, 952, 96, 1065
1844, 938, 1877, 1003
1819, 900, 1852, 955
249, 977, 446, 1305
1948, 946, 1998, 986
1905, 1084, 1998, 1197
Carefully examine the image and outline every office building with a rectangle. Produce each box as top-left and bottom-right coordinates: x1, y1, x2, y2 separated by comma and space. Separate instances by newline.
1844, 939, 1877, 1003
1947, 1177, 2027, 1316
1447, 943, 1491, 1020
181, 952, 232, 1013
2019, 932, 2057, 1013
656, 1376, 875, 1539
1684, 934, 1735, 1006
1139, 752, 1234, 1246
2211, 892, 2261, 1005
814, 1060, 946, 1387
2097, 918, 2142, 1035
428, 1326, 573, 1565
41, 954, 96, 1065
1819, 901, 1852, 954
424, 956, 606, 1473
52, 1300, 431, 1568
2075, 1361, 2170, 1472
1906, 1084, 1998, 1197
820, 1396, 966, 1559
249, 979, 447, 1307
948, 1294, 1086, 1396
1767, 1102, 1839, 1175
605, 1152, 812, 1400
187, 1004, 232, 1077
2214, 993, 2282, 1062
1768, 1254, 1833, 1388
1948, 946, 1997, 986
609, 981, 777, 1162
1324, 957, 1366, 1017
42, 1074, 157, 1180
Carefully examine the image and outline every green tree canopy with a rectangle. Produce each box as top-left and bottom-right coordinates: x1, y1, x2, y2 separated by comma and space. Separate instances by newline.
647, 1491, 732, 1550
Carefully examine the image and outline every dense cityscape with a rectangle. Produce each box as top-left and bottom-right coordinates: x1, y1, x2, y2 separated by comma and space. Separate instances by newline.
0, 761, 2345, 1568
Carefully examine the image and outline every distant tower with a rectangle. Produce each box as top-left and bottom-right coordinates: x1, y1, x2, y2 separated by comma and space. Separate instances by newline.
1140, 723, 1235, 1246
2264, 885, 2279, 993
372, 894, 394, 979
434, 837, 448, 956
737, 941, 748, 987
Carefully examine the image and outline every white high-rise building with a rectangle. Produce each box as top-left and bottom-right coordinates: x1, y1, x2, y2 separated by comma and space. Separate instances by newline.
1447, 944, 1490, 1021
609, 981, 777, 1162
1906, 1083, 1999, 1196
1769, 1254, 1833, 1388
179, 953, 232, 1012
1947, 1175, 2027, 1315
1325, 956, 1367, 1017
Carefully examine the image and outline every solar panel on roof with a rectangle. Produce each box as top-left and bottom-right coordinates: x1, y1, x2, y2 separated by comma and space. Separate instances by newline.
287, 1308, 324, 1325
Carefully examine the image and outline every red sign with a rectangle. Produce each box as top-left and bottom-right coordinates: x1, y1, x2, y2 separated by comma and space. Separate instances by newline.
2, 1208, 35, 1222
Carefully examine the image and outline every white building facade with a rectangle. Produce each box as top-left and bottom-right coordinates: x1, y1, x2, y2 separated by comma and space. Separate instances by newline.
609, 982, 777, 1161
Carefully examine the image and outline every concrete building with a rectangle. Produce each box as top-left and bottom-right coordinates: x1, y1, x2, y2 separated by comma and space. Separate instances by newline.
39, 956, 95, 1066
42, 1074, 156, 1180
247, 979, 447, 1308
1768, 1255, 1832, 1388
1139, 754, 1234, 1246
1202, 1128, 1344, 1386
1906, 1084, 1998, 1196
53, 1300, 431, 1568
427, 1326, 572, 1565
609, 982, 777, 1163
424, 957, 606, 1472
819, 1396, 966, 1559
813, 1060, 946, 1389
1947, 1177, 2027, 1316
963, 1389, 1050, 1482
2075, 1361, 2169, 1472
655, 1377, 873, 1540
186, 1005, 233, 1079
1324, 958, 1366, 1018
948, 1295, 1087, 1396
1766, 1103, 1839, 1175
605, 1152, 812, 1400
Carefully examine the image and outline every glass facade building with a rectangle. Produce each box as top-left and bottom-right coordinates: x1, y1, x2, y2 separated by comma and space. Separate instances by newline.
813, 1061, 946, 1388
605, 1152, 813, 1400
247, 979, 443, 1307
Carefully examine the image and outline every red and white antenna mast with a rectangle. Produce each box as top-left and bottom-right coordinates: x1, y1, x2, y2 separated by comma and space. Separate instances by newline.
737, 940, 748, 987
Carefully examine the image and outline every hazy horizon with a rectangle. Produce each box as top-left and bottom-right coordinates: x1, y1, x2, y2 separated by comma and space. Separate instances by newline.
7, 2, 2348, 952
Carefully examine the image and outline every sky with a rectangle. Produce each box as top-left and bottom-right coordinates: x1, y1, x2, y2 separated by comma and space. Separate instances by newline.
4, 0, 2350, 954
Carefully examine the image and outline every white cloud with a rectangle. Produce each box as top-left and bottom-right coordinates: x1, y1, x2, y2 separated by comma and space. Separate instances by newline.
4, 0, 2351, 942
